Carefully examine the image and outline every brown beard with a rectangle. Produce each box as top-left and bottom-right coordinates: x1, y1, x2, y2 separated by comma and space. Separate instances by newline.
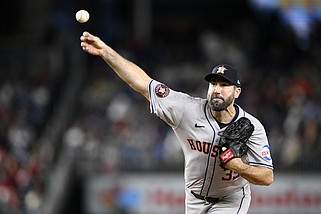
208, 93, 234, 111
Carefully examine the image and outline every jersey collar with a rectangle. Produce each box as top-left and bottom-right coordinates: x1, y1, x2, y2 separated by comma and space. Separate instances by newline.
214, 104, 240, 129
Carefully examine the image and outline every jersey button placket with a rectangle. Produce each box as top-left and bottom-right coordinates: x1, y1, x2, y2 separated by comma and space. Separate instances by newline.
201, 156, 215, 196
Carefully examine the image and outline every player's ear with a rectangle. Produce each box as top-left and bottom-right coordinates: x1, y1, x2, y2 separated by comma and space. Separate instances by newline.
234, 87, 241, 98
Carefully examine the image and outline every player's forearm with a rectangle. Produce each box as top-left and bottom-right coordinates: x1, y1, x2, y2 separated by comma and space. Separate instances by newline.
100, 44, 152, 99
238, 165, 273, 186
226, 159, 274, 186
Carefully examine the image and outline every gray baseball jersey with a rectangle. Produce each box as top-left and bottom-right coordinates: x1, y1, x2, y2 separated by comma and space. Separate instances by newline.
148, 80, 273, 212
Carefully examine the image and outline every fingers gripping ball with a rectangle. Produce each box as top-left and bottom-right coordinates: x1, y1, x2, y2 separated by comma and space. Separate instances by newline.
76, 10, 90, 23
218, 117, 254, 168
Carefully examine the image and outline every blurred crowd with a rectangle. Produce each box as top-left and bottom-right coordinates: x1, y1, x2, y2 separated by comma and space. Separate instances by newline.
1, 1, 321, 213
0, 35, 67, 212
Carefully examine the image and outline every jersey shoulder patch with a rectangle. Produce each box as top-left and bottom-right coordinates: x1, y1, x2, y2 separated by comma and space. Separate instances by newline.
261, 145, 272, 161
155, 84, 170, 98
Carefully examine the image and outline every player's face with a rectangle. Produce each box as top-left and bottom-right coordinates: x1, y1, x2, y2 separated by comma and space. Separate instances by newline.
207, 79, 241, 111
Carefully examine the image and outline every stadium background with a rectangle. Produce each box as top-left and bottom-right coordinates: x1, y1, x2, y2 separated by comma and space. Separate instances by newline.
1, 0, 321, 213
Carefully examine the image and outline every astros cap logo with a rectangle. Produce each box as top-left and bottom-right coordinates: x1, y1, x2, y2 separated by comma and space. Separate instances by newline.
204, 64, 241, 87
216, 66, 227, 74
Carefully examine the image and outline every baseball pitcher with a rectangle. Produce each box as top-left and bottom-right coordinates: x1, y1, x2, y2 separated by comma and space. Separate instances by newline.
80, 31, 274, 214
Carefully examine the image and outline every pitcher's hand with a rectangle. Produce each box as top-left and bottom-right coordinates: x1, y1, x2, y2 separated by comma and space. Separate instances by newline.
80, 31, 106, 56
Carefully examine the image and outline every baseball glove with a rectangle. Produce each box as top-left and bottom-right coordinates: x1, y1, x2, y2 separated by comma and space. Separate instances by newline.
218, 117, 254, 168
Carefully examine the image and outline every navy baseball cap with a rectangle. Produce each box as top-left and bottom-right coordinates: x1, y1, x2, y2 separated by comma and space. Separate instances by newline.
204, 64, 241, 87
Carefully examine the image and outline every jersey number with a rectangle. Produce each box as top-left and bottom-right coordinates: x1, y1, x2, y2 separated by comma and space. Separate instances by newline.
222, 169, 239, 181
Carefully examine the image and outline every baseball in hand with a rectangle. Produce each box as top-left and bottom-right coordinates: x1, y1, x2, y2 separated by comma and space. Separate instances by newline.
75, 10, 90, 23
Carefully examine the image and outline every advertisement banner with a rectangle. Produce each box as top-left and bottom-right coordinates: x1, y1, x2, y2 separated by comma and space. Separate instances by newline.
84, 173, 185, 214
84, 173, 321, 214
249, 173, 321, 214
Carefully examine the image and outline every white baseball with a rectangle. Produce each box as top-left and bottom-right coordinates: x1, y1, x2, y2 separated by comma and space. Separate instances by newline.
76, 10, 90, 23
